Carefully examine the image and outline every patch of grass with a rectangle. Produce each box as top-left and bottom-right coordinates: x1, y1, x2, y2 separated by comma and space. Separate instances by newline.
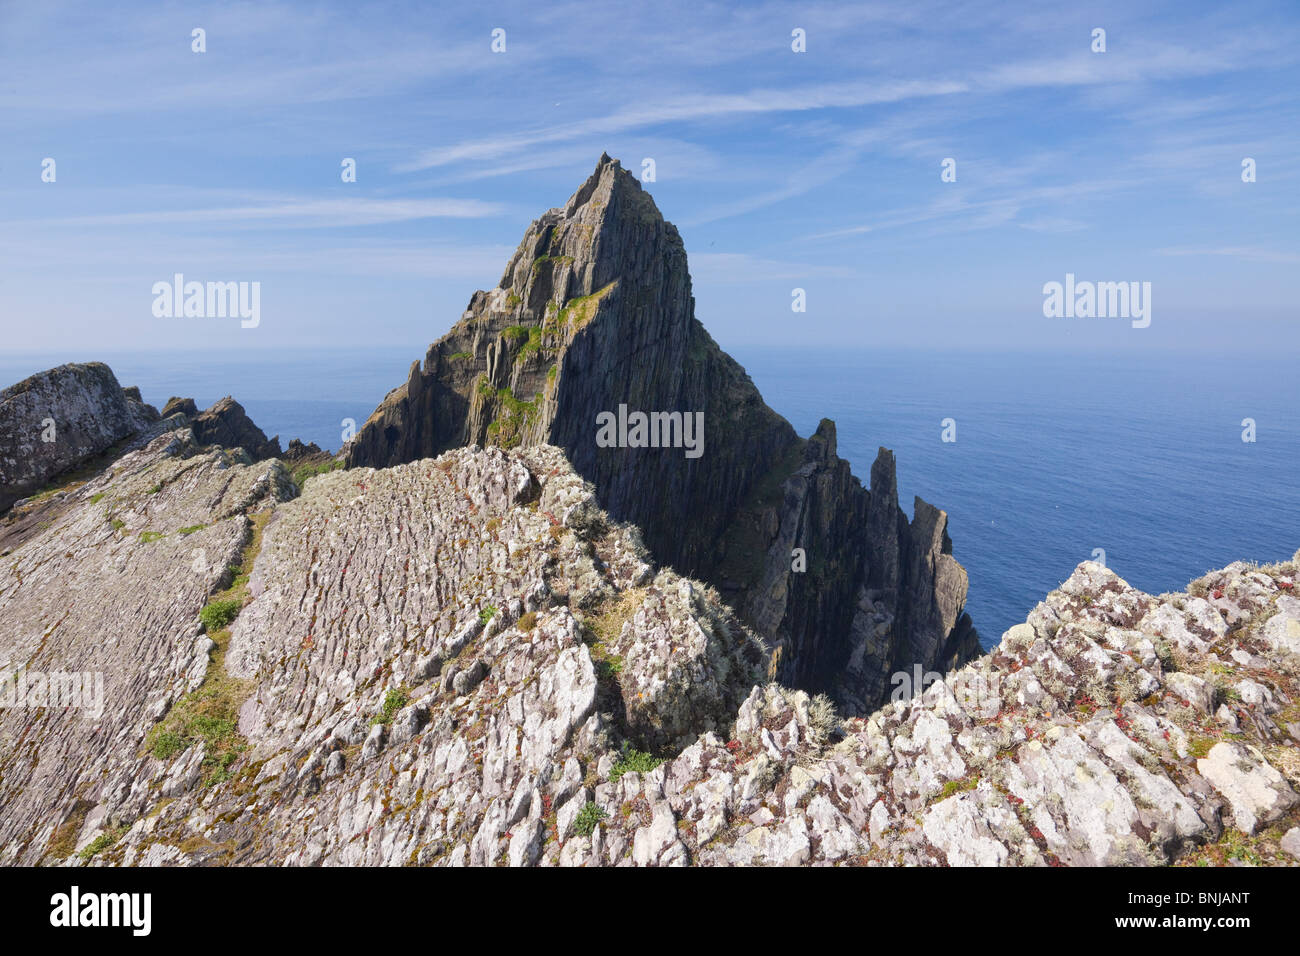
517, 611, 537, 632
609, 746, 663, 783
447, 351, 473, 361
936, 775, 980, 802
145, 512, 268, 786
147, 483, 162, 494
594, 657, 623, 682
289, 458, 343, 488
110, 518, 125, 531
372, 688, 410, 726
580, 590, 641, 684
572, 802, 607, 837
481, 383, 544, 449
478, 605, 498, 625
516, 327, 544, 363
555, 281, 615, 329
88, 492, 106, 504
178, 524, 206, 536
150, 728, 188, 760
1188, 735, 1217, 760
199, 598, 241, 634
581, 589, 644, 646
45, 801, 93, 860
138, 530, 165, 543
145, 636, 250, 786
531, 254, 574, 274
78, 826, 126, 861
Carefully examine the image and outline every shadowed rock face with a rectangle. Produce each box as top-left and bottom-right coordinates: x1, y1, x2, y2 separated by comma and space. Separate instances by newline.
0, 362, 158, 514
344, 154, 979, 713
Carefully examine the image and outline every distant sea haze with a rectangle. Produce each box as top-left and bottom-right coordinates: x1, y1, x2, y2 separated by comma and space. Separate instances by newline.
3, 347, 1295, 649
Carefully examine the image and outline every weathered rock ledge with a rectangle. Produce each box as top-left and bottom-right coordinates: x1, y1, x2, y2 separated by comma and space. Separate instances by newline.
1, 423, 1296, 866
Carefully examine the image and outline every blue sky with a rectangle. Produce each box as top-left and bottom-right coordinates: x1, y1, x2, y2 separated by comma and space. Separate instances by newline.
2, 0, 1298, 356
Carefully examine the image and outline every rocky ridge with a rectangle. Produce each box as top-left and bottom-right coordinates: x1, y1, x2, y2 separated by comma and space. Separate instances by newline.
1, 416, 1297, 867
344, 155, 978, 714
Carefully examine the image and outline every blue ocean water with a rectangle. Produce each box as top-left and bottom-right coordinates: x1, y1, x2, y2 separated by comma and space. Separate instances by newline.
733, 347, 1299, 649
4, 347, 1296, 648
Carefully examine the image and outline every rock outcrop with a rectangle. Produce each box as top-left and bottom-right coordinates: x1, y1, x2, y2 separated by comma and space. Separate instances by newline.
344, 155, 978, 713
190, 396, 283, 460
0, 362, 158, 514
1, 407, 1296, 867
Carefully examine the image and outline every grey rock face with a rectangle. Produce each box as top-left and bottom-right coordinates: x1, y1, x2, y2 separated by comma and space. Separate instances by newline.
190, 396, 282, 460
1, 406, 1298, 867
343, 155, 978, 714
0, 362, 159, 513
0, 426, 294, 863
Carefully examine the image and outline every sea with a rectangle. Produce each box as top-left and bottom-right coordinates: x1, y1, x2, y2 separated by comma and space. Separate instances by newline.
3, 346, 1296, 649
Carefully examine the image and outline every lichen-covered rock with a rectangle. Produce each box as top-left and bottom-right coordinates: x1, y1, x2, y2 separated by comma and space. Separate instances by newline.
0, 362, 158, 513
1, 398, 1297, 868
0, 426, 293, 864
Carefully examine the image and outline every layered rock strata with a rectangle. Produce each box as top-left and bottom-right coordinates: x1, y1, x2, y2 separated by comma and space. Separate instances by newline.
1, 419, 1296, 867
344, 155, 978, 713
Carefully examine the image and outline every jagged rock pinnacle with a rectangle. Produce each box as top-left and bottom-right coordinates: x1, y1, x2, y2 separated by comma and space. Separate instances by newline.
343, 156, 979, 714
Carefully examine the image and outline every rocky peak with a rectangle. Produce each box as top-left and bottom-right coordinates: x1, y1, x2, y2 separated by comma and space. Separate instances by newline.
343, 155, 979, 714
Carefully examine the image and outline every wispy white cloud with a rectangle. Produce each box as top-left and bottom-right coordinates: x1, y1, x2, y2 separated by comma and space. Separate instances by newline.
1157, 246, 1300, 264
2, 198, 507, 230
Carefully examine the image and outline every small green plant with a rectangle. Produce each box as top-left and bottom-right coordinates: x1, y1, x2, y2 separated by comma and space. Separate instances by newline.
150, 728, 188, 760
478, 605, 498, 625
110, 518, 125, 531
88, 492, 106, 504
78, 827, 124, 860
937, 775, 980, 801
138, 530, 165, 543
178, 524, 206, 536
447, 350, 473, 361
572, 802, 607, 837
372, 688, 410, 725
594, 657, 623, 682
609, 746, 662, 782
199, 598, 242, 634
147, 483, 162, 494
